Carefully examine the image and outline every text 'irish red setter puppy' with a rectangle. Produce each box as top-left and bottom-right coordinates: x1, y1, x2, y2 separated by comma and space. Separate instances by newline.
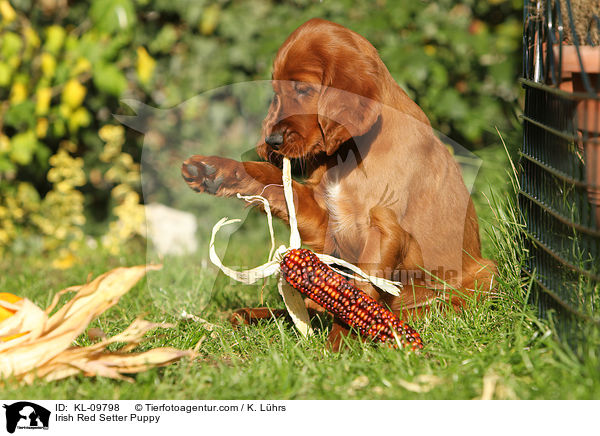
182, 18, 497, 349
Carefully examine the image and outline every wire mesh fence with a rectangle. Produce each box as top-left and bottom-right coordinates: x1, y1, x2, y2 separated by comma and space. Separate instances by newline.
520, 0, 600, 348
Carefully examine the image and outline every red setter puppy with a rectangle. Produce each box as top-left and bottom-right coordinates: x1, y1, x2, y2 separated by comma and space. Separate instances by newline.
182, 18, 496, 348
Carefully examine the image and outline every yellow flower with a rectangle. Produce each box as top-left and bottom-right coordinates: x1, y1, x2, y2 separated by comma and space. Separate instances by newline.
72, 57, 92, 76
0, 229, 9, 245
0, 134, 9, 153
61, 79, 86, 109
36, 87, 52, 115
36, 117, 48, 138
51, 249, 77, 270
59, 103, 71, 119
24, 26, 40, 49
118, 152, 134, 168
0, 0, 16, 24
68, 107, 91, 132
7, 54, 20, 70
55, 225, 67, 240
136, 47, 155, 85
10, 82, 27, 104
99, 124, 125, 144
59, 140, 77, 153
11, 206, 23, 220
424, 45, 436, 56
0, 62, 10, 86
55, 180, 70, 193
200, 4, 220, 36
45, 25, 66, 54
40, 52, 56, 78
99, 142, 121, 163
111, 183, 130, 199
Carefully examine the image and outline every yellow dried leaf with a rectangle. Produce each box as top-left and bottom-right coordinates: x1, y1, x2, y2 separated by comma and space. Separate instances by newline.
0, 293, 21, 322
0, 298, 46, 346
45, 265, 157, 333
1, 326, 82, 378
35, 347, 194, 383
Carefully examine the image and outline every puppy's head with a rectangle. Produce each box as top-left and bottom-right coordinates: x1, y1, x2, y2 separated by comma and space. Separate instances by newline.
257, 18, 383, 162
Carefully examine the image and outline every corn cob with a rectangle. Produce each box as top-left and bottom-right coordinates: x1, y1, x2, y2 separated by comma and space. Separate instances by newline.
280, 248, 423, 350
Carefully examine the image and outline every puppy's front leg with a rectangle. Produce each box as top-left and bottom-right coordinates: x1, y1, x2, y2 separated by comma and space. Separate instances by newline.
182, 155, 328, 248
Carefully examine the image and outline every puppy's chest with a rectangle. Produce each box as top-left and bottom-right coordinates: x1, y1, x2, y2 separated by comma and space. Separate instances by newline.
319, 180, 368, 254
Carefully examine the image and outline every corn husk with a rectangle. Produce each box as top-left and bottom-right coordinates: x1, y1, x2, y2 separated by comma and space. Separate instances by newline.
0, 265, 195, 384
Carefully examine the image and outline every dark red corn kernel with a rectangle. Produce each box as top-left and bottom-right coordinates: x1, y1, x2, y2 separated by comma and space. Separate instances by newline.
280, 248, 423, 351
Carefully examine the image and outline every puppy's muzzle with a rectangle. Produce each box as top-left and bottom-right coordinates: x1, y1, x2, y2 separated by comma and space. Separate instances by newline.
265, 132, 284, 149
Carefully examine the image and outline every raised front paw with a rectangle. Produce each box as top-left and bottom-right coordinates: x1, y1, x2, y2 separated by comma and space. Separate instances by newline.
181, 155, 243, 196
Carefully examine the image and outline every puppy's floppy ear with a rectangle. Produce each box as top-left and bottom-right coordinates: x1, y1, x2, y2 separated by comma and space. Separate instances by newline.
317, 83, 381, 155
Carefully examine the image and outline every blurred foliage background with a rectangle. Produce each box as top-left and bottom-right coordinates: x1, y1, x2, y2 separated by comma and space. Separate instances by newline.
0, 0, 523, 266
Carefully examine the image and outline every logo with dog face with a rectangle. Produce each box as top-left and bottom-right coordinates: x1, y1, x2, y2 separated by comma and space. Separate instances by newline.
3, 402, 50, 433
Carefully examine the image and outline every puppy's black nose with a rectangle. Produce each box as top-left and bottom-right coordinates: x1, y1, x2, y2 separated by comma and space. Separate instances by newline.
265, 133, 284, 149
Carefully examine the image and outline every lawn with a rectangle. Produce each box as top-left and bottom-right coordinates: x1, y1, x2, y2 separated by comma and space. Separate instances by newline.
1, 145, 599, 400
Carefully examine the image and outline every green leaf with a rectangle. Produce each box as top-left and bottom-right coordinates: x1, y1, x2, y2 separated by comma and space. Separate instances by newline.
44, 25, 66, 55
52, 119, 66, 137
0, 62, 11, 87
149, 25, 178, 54
437, 89, 469, 120
4, 100, 36, 130
34, 143, 51, 169
1, 32, 22, 59
10, 131, 39, 166
90, 0, 136, 34
0, 155, 15, 173
92, 62, 127, 96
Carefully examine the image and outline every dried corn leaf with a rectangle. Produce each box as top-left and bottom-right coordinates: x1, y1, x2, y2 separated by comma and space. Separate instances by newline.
0, 298, 47, 347
277, 277, 313, 337
44, 265, 160, 335
34, 347, 193, 383
2, 329, 88, 379
47, 319, 169, 359
0, 265, 195, 385
397, 375, 444, 393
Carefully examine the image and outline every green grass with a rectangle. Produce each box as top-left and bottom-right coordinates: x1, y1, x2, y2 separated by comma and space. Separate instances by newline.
2, 146, 600, 399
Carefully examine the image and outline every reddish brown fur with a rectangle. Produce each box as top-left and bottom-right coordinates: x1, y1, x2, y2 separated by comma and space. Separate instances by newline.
182, 18, 497, 349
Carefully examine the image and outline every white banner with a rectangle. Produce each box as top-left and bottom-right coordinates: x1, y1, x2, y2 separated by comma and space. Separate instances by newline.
0, 400, 596, 435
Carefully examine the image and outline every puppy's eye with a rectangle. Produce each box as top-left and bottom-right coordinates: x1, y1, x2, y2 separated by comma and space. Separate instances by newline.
294, 85, 311, 96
